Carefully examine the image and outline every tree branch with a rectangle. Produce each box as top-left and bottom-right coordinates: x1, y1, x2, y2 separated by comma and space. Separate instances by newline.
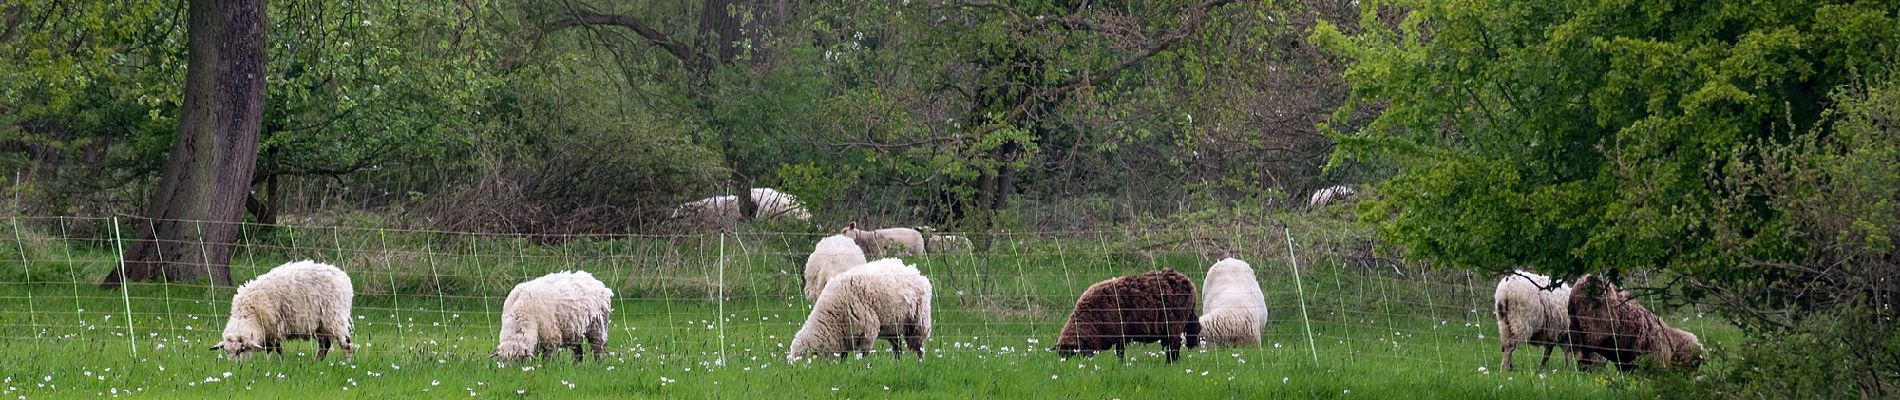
540, 10, 713, 75
971, 0, 1241, 136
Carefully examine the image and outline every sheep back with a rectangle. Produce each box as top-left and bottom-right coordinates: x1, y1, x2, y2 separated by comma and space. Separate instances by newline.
1567, 276, 1703, 370
805, 235, 869, 301
217, 260, 354, 358
1199, 258, 1268, 347
1054, 268, 1202, 362
788, 258, 932, 362
841, 225, 926, 257
496, 271, 614, 361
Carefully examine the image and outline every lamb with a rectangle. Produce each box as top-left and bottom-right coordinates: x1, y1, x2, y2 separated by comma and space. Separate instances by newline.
493, 271, 614, 362
1198, 258, 1268, 347
788, 258, 933, 362
211, 260, 354, 361
840, 223, 925, 257
804, 235, 869, 301
669, 187, 813, 223
1308, 185, 1356, 209
1567, 275, 1704, 371
1053, 268, 1203, 363
1493, 270, 1577, 371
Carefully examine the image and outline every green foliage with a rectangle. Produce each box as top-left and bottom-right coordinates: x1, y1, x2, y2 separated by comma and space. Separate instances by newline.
1314, 0, 1899, 277
1321, 0, 1899, 392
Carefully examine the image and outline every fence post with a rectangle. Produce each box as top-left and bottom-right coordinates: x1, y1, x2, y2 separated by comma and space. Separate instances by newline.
716, 232, 728, 367
1283, 227, 1318, 365
110, 216, 138, 358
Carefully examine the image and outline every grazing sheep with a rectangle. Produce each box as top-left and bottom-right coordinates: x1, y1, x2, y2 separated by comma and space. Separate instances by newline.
914, 226, 976, 254
211, 260, 354, 361
926, 234, 975, 254
1198, 258, 1268, 347
1567, 275, 1704, 371
841, 223, 926, 257
1494, 270, 1577, 371
788, 258, 933, 362
1053, 268, 1203, 363
804, 235, 869, 301
751, 188, 813, 221
1308, 185, 1356, 209
669, 187, 812, 223
494, 271, 614, 362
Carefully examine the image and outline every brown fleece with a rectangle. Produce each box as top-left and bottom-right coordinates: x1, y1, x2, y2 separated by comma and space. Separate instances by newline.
1053, 268, 1203, 363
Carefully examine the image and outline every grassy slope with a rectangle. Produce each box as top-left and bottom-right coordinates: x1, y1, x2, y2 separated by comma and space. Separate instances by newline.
0, 215, 1739, 398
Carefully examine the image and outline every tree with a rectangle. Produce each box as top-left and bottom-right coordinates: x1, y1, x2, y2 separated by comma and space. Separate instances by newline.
1315, 0, 1898, 394
101, 0, 267, 288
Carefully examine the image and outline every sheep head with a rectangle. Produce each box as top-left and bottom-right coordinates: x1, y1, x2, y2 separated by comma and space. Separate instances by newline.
212, 333, 265, 360
493, 317, 539, 361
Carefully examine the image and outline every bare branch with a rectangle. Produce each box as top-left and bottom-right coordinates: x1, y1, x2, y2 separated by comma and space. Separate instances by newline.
539, 10, 714, 75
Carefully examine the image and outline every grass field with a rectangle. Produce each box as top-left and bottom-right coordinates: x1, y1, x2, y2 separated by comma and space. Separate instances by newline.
0, 216, 1737, 398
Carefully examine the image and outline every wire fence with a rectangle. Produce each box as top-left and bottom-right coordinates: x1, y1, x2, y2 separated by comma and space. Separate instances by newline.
0, 214, 1672, 376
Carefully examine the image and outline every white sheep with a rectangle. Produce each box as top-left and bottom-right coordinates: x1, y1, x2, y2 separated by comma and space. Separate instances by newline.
804, 235, 869, 301
840, 223, 925, 257
1308, 185, 1356, 209
670, 188, 812, 223
212, 260, 354, 361
914, 226, 976, 254
1494, 270, 1575, 371
1198, 258, 1269, 347
788, 258, 932, 362
751, 188, 813, 221
494, 271, 614, 362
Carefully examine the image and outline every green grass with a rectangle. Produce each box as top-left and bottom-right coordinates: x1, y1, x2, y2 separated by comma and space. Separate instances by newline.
0, 218, 1740, 398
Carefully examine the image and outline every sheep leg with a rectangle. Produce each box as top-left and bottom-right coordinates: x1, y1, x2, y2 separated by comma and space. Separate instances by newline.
888, 338, 904, 359
317, 336, 333, 360
1499, 341, 1517, 372
340, 336, 355, 360
586, 329, 608, 362
570, 342, 586, 363
1536, 345, 1555, 370
1164, 337, 1182, 363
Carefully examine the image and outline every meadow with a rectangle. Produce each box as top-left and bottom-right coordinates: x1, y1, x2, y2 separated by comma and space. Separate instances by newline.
0, 216, 1736, 398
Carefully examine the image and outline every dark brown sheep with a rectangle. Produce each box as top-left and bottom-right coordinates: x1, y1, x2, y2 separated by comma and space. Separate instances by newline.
1567, 275, 1704, 371
1052, 268, 1203, 363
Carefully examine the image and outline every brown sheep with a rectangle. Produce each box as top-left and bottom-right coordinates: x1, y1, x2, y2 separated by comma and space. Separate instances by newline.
1052, 268, 1203, 363
1567, 275, 1704, 371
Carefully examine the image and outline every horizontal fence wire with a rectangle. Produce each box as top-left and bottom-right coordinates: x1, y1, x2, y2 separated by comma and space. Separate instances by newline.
0, 215, 1702, 379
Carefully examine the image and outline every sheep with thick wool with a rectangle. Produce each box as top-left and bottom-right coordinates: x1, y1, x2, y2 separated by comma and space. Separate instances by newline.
914, 226, 976, 254
494, 271, 614, 362
670, 188, 813, 223
1493, 270, 1577, 371
788, 258, 932, 362
1567, 276, 1703, 371
1308, 185, 1355, 209
212, 260, 355, 361
1053, 268, 1203, 363
804, 235, 869, 301
841, 223, 925, 257
1198, 258, 1268, 347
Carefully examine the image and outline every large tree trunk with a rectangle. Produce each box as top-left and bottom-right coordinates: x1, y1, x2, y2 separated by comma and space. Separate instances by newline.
698, 0, 746, 64
101, 0, 266, 289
